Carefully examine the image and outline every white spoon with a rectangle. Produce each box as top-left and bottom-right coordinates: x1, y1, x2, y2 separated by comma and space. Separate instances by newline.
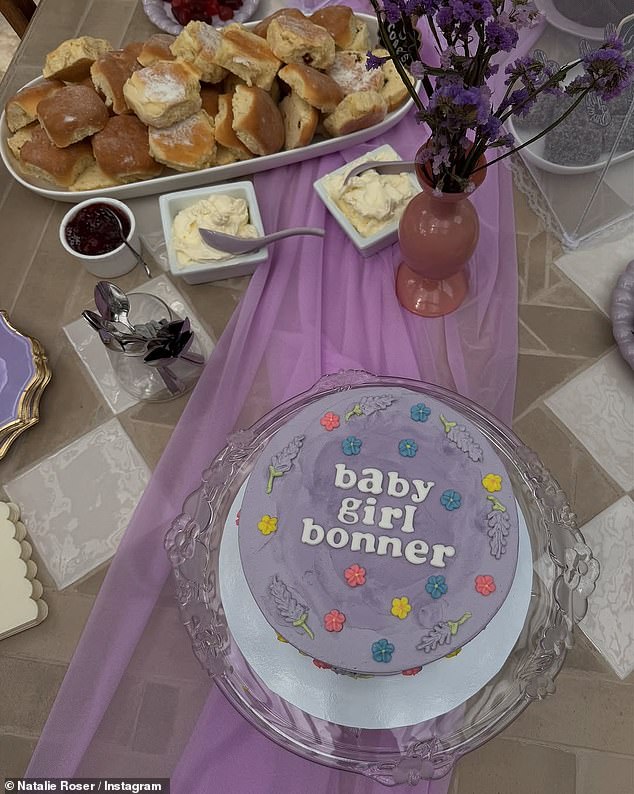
199, 226, 325, 255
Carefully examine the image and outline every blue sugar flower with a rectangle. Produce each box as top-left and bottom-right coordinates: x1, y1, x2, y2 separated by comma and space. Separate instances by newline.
440, 489, 462, 511
342, 435, 362, 456
425, 575, 448, 599
372, 638, 395, 663
399, 439, 418, 457
410, 403, 431, 422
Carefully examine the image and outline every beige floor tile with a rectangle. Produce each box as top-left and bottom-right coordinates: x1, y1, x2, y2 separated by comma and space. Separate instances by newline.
519, 305, 614, 358
514, 354, 587, 419
503, 671, 634, 754
452, 738, 576, 794
0, 734, 37, 778
565, 630, 616, 677
576, 750, 634, 794
513, 408, 623, 526
518, 319, 548, 353
0, 657, 66, 735
0, 589, 94, 663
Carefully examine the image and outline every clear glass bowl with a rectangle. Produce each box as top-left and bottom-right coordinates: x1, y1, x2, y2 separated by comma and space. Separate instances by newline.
164, 371, 599, 785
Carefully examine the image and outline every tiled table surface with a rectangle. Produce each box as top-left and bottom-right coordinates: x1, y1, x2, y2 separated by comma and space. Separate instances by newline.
0, 2, 633, 791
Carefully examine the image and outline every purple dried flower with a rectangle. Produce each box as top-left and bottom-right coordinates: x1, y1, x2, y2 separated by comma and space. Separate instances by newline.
366, 51, 390, 71
383, 0, 405, 23
485, 15, 519, 52
571, 41, 634, 101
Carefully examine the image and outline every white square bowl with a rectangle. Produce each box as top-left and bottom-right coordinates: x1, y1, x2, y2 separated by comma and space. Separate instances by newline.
159, 181, 268, 285
313, 145, 420, 258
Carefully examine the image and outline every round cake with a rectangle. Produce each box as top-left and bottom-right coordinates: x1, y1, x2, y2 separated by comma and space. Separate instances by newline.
238, 385, 519, 676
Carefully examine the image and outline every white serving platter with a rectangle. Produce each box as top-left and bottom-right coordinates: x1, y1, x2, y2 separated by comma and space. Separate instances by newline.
0, 14, 418, 204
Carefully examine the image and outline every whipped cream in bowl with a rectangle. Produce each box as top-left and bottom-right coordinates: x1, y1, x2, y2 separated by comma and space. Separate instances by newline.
314, 145, 419, 257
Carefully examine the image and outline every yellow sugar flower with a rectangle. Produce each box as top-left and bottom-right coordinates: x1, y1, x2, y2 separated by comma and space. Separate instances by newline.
391, 596, 411, 620
445, 648, 462, 659
257, 514, 278, 535
482, 473, 502, 493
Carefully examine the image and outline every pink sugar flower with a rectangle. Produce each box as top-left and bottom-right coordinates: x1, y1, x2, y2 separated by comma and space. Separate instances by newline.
344, 563, 366, 587
320, 412, 340, 431
475, 574, 496, 596
324, 609, 346, 632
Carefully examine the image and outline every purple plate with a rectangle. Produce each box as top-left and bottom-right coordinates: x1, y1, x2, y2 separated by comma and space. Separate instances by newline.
142, 0, 261, 35
0, 313, 37, 430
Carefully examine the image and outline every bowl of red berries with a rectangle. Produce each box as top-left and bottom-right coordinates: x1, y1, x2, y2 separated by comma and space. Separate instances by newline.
142, 0, 259, 35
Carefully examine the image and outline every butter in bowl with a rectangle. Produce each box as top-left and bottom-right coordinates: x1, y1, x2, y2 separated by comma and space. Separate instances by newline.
159, 182, 267, 284
313, 144, 419, 258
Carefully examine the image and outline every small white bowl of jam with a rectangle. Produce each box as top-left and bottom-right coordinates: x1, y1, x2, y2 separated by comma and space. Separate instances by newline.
60, 198, 139, 278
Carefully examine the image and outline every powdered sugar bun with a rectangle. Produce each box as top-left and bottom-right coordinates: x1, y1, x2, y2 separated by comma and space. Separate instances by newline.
149, 110, 216, 171
122, 59, 202, 128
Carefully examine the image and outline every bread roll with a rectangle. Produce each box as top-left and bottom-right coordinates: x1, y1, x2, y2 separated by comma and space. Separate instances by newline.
232, 84, 284, 156
323, 90, 388, 137
38, 84, 109, 147
90, 49, 140, 115
200, 84, 221, 117
170, 21, 228, 84
309, 6, 357, 49
19, 126, 94, 187
137, 34, 177, 67
214, 92, 253, 160
43, 36, 113, 82
149, 110, 216, 171
279, 91, 318, 150
69, 161, 121, 191
278, 63, 344, 112
92, 115, 163, 182
206, 24, 281, 91
266, 16, 335, 70
123, 60, 202, 128
252, 8, 306, 38
6, 122, 38, 158
5, 79, 65, 133
374, 49, 413, 111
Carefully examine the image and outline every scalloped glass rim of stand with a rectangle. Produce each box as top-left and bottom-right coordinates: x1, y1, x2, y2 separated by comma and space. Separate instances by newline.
164, 370, 599, 785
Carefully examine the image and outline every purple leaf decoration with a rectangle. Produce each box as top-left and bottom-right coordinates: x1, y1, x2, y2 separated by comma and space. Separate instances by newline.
447, 424, 483, 462
269, 575, 314, 639
487, 509, 510, 559
416, 622, 452, 653
345, 394, 396, 421
266, 435, 304, 493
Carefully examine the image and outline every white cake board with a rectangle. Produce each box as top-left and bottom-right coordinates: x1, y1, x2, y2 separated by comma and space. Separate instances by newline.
219, 482, 533, 729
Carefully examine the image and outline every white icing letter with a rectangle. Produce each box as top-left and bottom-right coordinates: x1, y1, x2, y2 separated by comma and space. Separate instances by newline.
334, 464, 357, 490
362, 497, 377, 525
430, 544, 456, 568
350, 531, 376, 553
326, 527, 349, 549
411, 480, 435, 503
378, 506, 403, 529
358, 468, 383, 495
404, 539, 429, 564
386, 471, 410, 499
401, 504, 417, 533
376, 536, 403, 557
301, 518, 324, 545
338, 497, 361, 525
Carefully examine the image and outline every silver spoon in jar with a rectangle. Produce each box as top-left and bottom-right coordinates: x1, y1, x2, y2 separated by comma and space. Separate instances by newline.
101, 206, 152, 278
94, 281, 136, 333
199, 226, 325, 255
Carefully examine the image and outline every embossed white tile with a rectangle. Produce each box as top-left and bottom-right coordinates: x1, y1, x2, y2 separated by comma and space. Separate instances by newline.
579, 496, 634, 679
64, 276, 215, 414
4, 418, 151, 589
555, 232, 634, 316
545, 349, 634, 491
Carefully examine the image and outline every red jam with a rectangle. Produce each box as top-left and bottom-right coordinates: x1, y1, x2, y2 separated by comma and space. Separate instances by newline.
65, 203, 131, 256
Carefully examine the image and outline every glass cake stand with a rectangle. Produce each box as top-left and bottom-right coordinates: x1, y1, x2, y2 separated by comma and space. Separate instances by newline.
164, 371, 600, 785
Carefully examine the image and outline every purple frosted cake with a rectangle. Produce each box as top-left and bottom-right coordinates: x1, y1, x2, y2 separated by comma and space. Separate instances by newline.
238, 386, 519, 676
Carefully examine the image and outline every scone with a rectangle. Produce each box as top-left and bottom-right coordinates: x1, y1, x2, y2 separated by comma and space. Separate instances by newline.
6, 122, 38, 158
232, 84, 284, 156
325, 50, 384, 95
373, 49, 414, 111
279, 91, 319, 150
170, 21, 228, 84
137, 34, 177, 67
323, 90, 388, 137
19, 126, 94, 187
123, 60, 202, 128
70, 162, 121, 191
266, 16, 335, 70
252, 8, 306, 38
347, 16, 370, 52
5, 79, 65, 133
309, 6, 357, 49
42, 36, 113, 82
278, 63, 344, 112
90, 49, 140, 115
92, 115, 163, 182
200, 84, 222, 117
149, 110, 216, 171
214, 92, 253, 160
205, 24, 282, 91
37, 84, 109, 147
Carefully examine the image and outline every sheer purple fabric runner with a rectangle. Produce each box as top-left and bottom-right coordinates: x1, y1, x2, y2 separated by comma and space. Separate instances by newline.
27, 9, 543, 790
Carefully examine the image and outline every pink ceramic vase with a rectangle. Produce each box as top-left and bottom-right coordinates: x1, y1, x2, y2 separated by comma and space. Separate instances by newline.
397, 146, 487, 318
